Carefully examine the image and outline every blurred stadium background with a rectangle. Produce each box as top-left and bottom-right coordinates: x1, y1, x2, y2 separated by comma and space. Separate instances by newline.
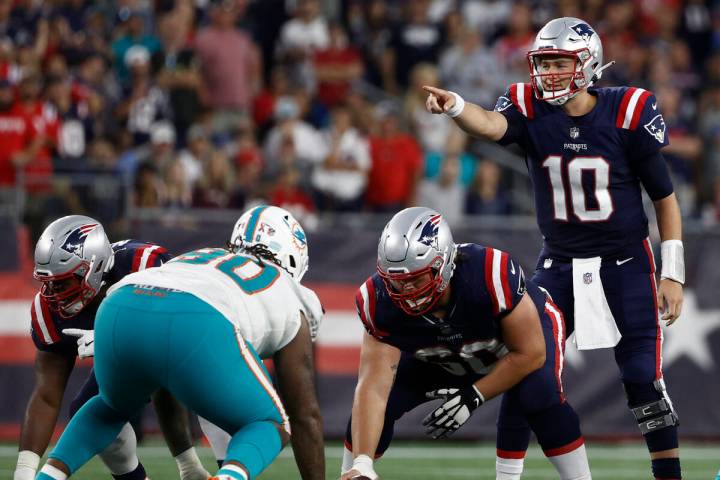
0, 0, 719, 477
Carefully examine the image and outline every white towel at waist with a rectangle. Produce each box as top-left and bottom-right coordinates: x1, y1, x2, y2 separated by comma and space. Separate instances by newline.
572, 257, 622, 350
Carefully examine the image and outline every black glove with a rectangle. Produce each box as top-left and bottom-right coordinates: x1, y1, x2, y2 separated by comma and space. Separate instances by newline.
422, 385, 485, 439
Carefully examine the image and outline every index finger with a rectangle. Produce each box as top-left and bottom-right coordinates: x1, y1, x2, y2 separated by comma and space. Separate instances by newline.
422, 85, 446, 97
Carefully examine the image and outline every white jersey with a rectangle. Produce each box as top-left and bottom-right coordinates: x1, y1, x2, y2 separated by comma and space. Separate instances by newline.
108, 248, 323, 358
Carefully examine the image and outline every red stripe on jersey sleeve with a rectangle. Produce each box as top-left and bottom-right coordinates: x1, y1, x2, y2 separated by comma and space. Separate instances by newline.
366, 279, 376, 326
615, 87, 637, 128
629, 90, 652, 130
509, 84, 519, 114
39, 296, 60, 342
500, 253, 513, 310
484, 248, 499, 315
131, 247, 145, 272
145, 246, 167, 269
523, 83, 534, 119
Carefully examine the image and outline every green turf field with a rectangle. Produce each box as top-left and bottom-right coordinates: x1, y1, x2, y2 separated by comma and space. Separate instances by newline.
1, 441, 718, 479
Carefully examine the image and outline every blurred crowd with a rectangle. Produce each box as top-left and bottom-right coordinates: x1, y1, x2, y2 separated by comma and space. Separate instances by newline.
1, 0, 719, 234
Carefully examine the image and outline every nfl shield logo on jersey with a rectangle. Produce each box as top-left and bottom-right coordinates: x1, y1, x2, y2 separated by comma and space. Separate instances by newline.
644, 114, 666, 143
583, 272, 593, 284
570, 127, 580, 139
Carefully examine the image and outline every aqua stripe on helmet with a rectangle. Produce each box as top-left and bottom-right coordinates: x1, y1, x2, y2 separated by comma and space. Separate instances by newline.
244, 205, 268, 242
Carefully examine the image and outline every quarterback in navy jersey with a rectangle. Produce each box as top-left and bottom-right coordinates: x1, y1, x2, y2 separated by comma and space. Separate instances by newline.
15, 216, 209, 480
341, 208, 590, 480
425, 16, 684, 480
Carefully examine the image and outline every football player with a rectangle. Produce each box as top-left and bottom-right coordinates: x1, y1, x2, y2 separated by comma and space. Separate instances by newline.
14, 215, 208, 480
341, 207, 590, 480
424, 17, 683, 480
34, 206, 325, 480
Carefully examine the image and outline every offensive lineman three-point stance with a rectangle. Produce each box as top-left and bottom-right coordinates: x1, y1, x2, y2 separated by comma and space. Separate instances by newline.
15, 216, 208, 480
425, 16, 684, 480
34, 206, 325, 480
342, 207, 590, 480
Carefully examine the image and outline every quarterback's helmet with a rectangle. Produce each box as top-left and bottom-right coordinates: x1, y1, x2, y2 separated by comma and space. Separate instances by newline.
377, 207, 457, 315
33, 215, 114, 318
527, 17, 613, 105
230, 205, 309, 281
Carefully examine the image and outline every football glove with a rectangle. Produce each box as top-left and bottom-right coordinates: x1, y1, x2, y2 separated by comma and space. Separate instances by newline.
422, 385, 485, 439
62, 328, 94, 359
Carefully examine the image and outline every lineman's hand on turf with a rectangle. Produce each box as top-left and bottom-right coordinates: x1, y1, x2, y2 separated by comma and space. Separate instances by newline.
423, 386, 484, 439
341, 455, 378, 480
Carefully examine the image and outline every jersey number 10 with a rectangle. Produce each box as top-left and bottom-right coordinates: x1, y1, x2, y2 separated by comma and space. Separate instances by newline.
543, 155, 613, 222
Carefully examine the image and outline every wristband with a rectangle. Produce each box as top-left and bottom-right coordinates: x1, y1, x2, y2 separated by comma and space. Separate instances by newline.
445, 91, 466, 118
660, 240, 684, 284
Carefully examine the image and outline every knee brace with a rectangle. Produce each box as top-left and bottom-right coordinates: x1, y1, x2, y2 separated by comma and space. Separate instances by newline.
625, 379, 679, 435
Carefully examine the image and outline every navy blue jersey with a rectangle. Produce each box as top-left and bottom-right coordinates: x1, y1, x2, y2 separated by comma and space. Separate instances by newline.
495, 83, 673, 257
30, 240, 171, 356
355, 244, 549, 377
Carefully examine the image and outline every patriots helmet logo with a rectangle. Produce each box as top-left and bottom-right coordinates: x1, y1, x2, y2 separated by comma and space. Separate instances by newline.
644, 114, 666, 144
419, 215, 442, 248
60, 224, 98, 257
571, 23, 595, 43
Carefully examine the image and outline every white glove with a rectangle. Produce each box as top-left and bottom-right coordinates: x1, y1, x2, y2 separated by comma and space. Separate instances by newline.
63, 328, 95, 359
14, 450, 39, 480
423, 386, 484, 439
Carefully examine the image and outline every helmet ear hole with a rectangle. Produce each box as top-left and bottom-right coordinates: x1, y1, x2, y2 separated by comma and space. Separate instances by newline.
289, 256, 296, 268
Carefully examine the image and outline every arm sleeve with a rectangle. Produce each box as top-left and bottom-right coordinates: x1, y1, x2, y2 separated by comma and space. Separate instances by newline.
633, 151, 674, 201
482, 248, 527, 317
494, 87, 527, 147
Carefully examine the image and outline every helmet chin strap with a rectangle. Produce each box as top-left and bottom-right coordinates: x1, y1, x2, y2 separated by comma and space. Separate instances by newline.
588, 60, 616, 86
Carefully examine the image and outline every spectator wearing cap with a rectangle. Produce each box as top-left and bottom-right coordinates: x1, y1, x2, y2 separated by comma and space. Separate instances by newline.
263, 96, 324, 180
117, 45, 171, 145
111, 8, 161, 86
195, 0, 261, 134
365, 102, 422, 212
313, 22, 363, 109
311, 104, 370, 211
118, 120, 176, 177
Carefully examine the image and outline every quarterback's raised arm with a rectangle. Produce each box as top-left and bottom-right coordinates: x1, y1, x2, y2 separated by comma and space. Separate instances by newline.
342, 331, 401, 480
273, 313, 325, 480
472, 294, 546, 401
423, 85, 508, 142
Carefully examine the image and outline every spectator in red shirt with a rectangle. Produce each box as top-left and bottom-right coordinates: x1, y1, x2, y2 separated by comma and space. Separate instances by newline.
313, 22, 363, 108
268, 164, 316, 217
14, 71, 57, 191
365, 102, 422, 212
0, 78, 42, 187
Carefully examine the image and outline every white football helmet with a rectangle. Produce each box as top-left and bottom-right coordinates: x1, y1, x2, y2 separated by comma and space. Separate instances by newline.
230, 205, 309, 281
527, 17, 614, 105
